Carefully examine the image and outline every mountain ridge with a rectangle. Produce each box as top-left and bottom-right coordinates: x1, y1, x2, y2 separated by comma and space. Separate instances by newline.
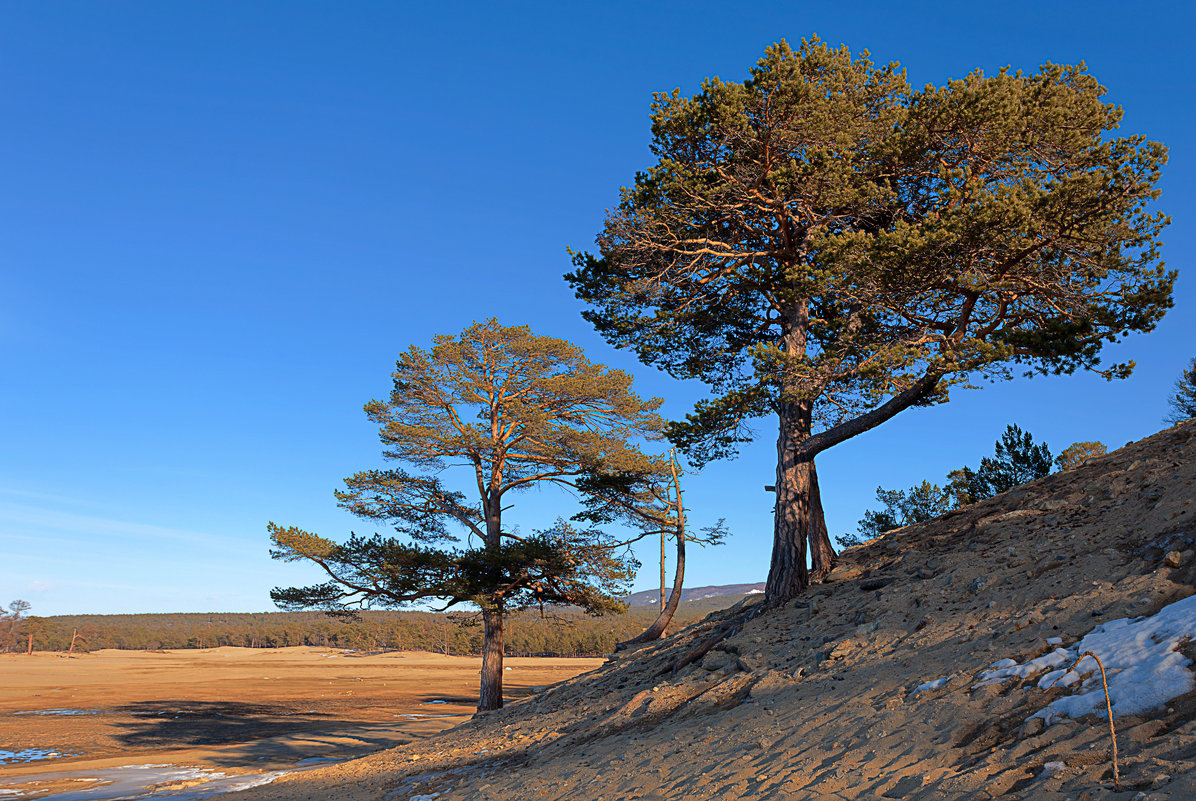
624, 582, 764, 607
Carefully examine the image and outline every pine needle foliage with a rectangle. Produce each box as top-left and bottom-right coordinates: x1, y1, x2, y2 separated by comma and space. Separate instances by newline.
950, 424, 1053, 505
269, 319, 667, 711
1055, 441, 1107, 471
567, 38, 1173, 602
1165, 358, 1196, 424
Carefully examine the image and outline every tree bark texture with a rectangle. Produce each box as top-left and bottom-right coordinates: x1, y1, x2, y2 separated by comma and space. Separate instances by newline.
476, 480, 505, 713
765, 399, 814, 605
807, 462, 837, 581
478, 606, 505, 712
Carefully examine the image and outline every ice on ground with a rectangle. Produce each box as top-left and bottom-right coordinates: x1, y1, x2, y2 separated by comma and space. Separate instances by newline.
912, 677, 949, 694
11, 709, 99, 716
1040, 761, 1066, 779
0, 764, 286, 801
977, 594, 1196, 724
0, 749, 73, 765
423, 700, 448, 705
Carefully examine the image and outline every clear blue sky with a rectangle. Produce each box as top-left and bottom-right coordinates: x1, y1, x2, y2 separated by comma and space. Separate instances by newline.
3, 1, 1193, 616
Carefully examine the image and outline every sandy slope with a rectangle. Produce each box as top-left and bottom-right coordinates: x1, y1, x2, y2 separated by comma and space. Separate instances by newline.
230, 420, 1196, 801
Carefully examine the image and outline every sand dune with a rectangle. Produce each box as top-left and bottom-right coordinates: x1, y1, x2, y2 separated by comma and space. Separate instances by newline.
226, 420, 1196, 801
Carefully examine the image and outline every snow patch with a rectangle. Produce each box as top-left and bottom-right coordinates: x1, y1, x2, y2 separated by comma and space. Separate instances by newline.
0, 764, 285, 801
977, 595, 1196, 724
976, 648, 1071, 685
913, 677, 949, 694
1040, 761, 1067, 779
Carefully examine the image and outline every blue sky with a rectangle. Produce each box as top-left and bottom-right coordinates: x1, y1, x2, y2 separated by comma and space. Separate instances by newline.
2, 1, 1193, 616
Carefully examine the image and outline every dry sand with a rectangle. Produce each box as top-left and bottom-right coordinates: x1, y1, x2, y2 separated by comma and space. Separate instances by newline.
0, 648, 601, 797
220, 421, 1196, 801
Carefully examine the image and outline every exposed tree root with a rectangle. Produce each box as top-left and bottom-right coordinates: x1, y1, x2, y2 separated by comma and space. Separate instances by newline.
668, 603, 768, 675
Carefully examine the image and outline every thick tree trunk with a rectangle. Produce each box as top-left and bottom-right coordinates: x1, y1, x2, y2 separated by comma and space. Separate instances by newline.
766, 370, 943, 603
765, 400, 813, 605
477, 605, 504, 713
807, 462, 837, 581
477, 478, 506, 714
617, 525, 686, 648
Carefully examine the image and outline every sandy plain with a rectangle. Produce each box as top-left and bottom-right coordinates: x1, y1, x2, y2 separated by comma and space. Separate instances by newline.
0, 647, 602, 797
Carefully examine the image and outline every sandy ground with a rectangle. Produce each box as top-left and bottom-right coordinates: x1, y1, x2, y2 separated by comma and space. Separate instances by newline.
0, 647, 602, 797
222, 421, 1196, 801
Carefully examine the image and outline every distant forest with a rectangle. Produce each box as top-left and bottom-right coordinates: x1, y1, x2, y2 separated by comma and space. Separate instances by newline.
14, 597, 745, 656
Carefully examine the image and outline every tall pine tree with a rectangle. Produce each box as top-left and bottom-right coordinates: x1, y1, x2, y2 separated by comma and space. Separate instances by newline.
568, 39, 1173, 604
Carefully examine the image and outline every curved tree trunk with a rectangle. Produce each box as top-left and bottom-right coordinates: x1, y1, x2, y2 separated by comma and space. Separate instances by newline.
660, 528, 667, 633
617, 524, 686, 649
807, 462, 837, 581
477, 605, 504, 713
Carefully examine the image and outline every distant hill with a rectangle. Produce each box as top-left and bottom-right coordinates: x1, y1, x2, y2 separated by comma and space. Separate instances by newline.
625, 582, 764, 607
22, 593, 757, 656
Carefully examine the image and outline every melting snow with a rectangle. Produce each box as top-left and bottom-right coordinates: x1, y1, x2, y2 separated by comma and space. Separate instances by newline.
1040, 761, 1067, 779
976, 594, 1196, 723
976, 649, 1072, 685
0, 749, 73, 765
912, 677, 949, 694
0, 765, 284, 801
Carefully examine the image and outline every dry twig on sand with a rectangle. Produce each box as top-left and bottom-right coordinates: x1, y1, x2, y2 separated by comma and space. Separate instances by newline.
1045, 650, 1120, 791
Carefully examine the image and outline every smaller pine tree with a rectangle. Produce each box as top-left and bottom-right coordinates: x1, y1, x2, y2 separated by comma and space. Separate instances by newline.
1165, 358, 1196, 424
1056, 441, 1107, 471
846, 423, 1056, 544
844, 481, 952, 546
952, 425, 1052, 504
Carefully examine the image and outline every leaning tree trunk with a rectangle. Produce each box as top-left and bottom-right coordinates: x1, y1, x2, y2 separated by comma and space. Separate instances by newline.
478, 604, 505, 713
765, 399, 814, 605
617, 524, 686, 649
807, 462, 837, 581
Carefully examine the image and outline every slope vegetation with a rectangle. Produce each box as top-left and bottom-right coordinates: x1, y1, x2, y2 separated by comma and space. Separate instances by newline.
239, 421, 1196, 801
